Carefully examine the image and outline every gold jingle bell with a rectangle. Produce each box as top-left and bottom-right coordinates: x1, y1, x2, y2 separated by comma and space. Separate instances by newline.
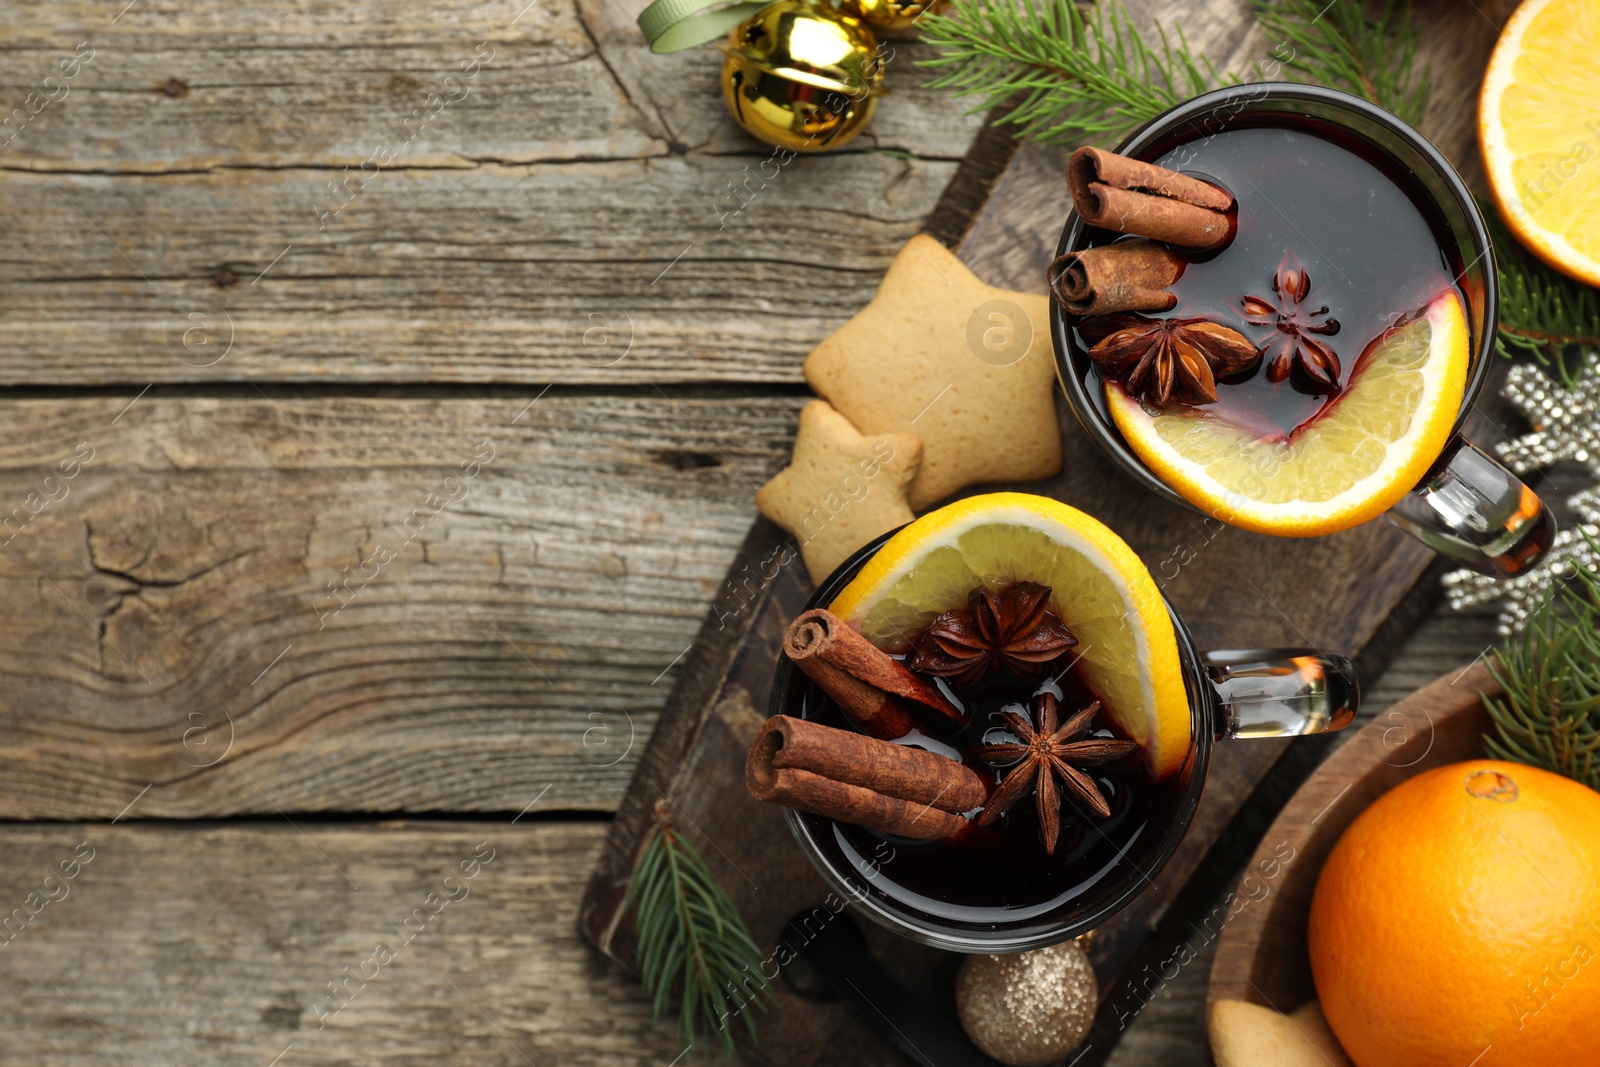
722, 0, 886, 153
828, 0, 947, 32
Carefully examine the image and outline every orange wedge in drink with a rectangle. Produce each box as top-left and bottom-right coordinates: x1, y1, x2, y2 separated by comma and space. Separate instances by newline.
1107, 290, 1469, 537
828, 492, 1192, 779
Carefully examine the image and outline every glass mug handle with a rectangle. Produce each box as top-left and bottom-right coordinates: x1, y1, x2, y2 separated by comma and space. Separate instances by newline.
1386, 435, 1556, 577
1203, 649, 1359, 739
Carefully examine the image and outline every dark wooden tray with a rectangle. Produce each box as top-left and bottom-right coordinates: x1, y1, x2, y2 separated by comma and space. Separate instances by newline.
577, 5, 1515, 1061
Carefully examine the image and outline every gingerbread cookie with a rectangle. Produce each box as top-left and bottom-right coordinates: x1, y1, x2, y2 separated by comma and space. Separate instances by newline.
756, 401, 922, 585
804, 234, 1061, 509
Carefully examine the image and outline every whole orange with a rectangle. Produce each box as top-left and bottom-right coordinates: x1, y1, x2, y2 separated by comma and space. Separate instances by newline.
1309, 760, 1600, 1067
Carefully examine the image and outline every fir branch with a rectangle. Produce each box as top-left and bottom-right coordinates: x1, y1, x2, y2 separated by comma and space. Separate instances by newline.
1486, 202, 1600, 381
1250, 0, 1429, 125
919, 0, 1429, 146
1483, 547, 1600, 790
624, 804, 772, 1057
917, 0, 1231, 145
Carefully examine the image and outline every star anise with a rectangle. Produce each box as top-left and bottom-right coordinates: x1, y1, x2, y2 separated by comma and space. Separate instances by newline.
1087, 315, 1261, 407
907, 581, 1076, 687
1241, 259, 1343, 394
977, 693, 1136, 854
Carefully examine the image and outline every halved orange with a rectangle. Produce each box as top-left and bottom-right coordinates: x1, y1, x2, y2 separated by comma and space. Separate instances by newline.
1480, 0, 1600, 285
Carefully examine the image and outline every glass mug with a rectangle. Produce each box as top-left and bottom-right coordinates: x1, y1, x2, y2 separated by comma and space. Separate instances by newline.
1050, 83, 1554, 578
769, 527, 1359, 953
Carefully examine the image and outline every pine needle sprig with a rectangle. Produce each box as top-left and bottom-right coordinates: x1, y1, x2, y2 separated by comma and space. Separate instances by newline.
1485, 203, 1600, 383
917, 0, 1232, 145
1483, 546, 1600, 790
624, 801, 773, 1057
919, 0, 1429, 146
1249, 0, 1429, 125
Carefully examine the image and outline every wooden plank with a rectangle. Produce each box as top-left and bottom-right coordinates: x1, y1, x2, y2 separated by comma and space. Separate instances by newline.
0, 819, 705, 1066
0, 1, 666, 169
1, 154, 958, 385
0, 1, 980, 167
0, 3, 984, 387
0, 393, 802, 818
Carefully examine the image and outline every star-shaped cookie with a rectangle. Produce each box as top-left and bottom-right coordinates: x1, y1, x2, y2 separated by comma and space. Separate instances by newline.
755, 400, 922, 585
804, 234, 1062, 510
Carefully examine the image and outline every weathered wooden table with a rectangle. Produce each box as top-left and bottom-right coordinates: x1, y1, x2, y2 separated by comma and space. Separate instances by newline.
0, 0, 1554, 1063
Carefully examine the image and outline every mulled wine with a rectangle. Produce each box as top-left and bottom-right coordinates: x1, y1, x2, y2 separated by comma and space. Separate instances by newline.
1051, 85, 1555, 574
781, 600, 1195, 933
757, 491, 1366, 951
1070, 122, 1466, 438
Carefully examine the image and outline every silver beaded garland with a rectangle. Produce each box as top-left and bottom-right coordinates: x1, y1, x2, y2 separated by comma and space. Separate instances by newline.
1493, 354, 1600, 475
1444, 354, 1600, 635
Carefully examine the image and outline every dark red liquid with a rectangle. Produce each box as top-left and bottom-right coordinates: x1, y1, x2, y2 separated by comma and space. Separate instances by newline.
792, 653, 1191, 929
1072, 123, 1465, 437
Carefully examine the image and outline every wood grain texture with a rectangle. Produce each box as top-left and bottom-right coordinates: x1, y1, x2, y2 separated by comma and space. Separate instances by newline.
0, 393, 803, 818
0, 1, 666, 169
0, 1, 980, 169
0, 2, 984, 386
1, 153, 962, 385
0, 819, 698, 1066
1412, 0, 1524, 190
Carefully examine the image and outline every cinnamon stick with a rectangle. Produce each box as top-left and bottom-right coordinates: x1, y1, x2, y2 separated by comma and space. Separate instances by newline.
746, 715, 985, 841
1068, 146, 1235, 251
1048, 239, 1184, 316
783, 609, 962, 737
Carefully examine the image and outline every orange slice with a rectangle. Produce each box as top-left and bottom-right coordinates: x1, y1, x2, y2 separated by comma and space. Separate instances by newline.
828, 492, 1192, 779
1107, 290, 1469, 537
1480, 0, 1600, 285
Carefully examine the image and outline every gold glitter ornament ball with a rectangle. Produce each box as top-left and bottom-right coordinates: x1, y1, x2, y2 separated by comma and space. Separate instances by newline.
955, 940, 1097, 1067
721, 0, 885, 153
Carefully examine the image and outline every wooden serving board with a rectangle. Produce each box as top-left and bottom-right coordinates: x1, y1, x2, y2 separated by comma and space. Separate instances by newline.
579, 3, 1521, 1064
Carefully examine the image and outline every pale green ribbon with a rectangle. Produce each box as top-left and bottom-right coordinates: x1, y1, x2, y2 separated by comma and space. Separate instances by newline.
637, 0, 771, 52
